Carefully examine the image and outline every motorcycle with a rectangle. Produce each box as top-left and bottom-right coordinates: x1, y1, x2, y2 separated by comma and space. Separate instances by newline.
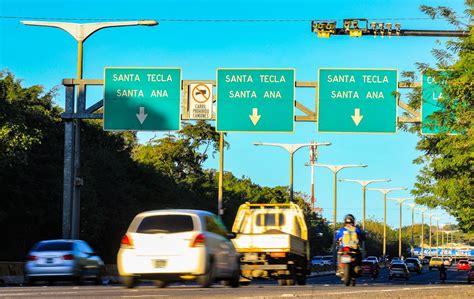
338, 246, 358, 286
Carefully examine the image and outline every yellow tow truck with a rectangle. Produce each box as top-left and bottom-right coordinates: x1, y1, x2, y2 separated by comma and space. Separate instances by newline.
231, 202, 310, 286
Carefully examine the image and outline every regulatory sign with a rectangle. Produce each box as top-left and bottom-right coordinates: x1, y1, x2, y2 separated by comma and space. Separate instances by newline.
216, 68, 295, 132
189, 83, 213, 119
421, 73, 445, 135
104, 67, 181, 131
318, 68, 398, 133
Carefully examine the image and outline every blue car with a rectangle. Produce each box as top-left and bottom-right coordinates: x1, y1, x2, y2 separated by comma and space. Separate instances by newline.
24, 239, 104, 285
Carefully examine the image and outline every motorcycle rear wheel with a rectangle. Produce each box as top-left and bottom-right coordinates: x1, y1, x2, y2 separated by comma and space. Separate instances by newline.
343, 263, 351, 286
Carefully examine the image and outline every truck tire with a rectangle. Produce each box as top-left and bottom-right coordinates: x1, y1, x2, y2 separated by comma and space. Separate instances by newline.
278, 279, 287, 286
296, 272, 307, 285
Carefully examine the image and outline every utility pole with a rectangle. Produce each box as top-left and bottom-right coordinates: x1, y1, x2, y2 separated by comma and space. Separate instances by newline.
254, 142, 331, 201
21, 20, 158, 239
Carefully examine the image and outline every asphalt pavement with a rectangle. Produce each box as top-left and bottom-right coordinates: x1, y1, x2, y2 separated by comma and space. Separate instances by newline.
1, 266, 472, 298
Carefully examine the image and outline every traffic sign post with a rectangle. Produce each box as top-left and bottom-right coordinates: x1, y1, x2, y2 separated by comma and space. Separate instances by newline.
104, 67, 182, 131
318, 68, 398, 133
216, 68, 295, 132
188, 83, 213, 119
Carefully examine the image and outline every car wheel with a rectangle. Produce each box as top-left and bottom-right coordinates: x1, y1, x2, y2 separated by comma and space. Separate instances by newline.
24, 276, 34, 286
277, 279, 287, 286
197, 259, 215, 288
122, 276, 136, 289
154, 280, 167, 288
95, 269, 103, 285
226, 259, 240, 288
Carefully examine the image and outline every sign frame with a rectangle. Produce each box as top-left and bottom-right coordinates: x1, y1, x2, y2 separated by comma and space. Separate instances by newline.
317, 67, 399, 134
103, 66, 182, 132
216, 67, 296, 133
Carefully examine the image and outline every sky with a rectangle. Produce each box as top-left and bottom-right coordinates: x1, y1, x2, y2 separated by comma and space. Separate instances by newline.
0, 0, 466, 229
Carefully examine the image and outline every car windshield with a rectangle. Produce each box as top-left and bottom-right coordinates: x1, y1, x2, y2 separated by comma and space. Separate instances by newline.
459, 261, 468, 264
33, 241, 73, 251
432, 258, 442, 261
137, 215, 194, 234
406, 259, 418, 263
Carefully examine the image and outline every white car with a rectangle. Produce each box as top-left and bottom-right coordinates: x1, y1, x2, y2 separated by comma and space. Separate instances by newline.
117, 210, 240, 288
366, 256, 379, 263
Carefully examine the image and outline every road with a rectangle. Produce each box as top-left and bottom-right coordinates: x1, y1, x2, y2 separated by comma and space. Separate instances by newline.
1, 267, 472, 298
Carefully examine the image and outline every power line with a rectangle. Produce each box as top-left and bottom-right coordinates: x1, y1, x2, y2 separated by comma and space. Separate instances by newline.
0, 15, 470, 22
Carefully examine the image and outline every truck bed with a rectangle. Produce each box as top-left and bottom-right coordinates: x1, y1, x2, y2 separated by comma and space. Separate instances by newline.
233, 232, 306, 257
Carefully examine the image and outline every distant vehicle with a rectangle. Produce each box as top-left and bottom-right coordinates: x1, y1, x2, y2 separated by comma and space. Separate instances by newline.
389, 262, 409, 281
366, 256, 379, 263
457, 260, 470, 271
311, 256, 325, 267
232, 202, 309, 286
322, 255, 335, 266
422, 256, 430, 264
117, 210, 240, 288
429, 257, 444, 270
468, 266, 474, 284
361, 260, 380, 278
468, 258, 474, 266
405, 258, 422, 274
443, 258, 452, 266
24, 239, 104, 285
390, 257, 401, 264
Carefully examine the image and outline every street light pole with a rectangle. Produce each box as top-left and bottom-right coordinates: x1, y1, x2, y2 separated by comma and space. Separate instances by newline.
306, 163, 367, 259
338, 179, 390, 230
416, 207, 428, 257
428, 212, 441, 256
388, 198, 412, 257
21, 20, 158, 239
254, 142, 331, 202
404, 203, 416, 254
367, 187, 407, 257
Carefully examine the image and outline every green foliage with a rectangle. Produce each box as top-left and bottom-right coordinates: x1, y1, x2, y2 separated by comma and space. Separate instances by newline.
401, 3, 474, 232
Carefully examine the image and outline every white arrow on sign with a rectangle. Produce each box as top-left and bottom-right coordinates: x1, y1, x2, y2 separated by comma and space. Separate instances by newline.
136, 107, 148, 124
249, 108, 261, 126
351, 108, 363, 126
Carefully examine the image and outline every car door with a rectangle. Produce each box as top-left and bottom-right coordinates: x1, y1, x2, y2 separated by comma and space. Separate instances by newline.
204, 216, 233, 277
214, 216, 239, 275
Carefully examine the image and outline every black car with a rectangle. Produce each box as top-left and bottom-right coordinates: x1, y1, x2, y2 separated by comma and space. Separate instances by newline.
389, 262, 409, 280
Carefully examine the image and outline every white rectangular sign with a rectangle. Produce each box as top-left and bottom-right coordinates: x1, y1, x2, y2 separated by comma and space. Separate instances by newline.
188, 83, 213, 119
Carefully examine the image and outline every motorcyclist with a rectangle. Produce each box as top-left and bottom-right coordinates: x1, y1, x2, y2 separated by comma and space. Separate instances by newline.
336, 214, 363, 275
439, 263, 447, 282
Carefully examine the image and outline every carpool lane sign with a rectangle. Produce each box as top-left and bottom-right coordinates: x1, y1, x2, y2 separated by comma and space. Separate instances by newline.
104, 67, 181, 131
216, 68, 295, 132
318, 68, 398, 133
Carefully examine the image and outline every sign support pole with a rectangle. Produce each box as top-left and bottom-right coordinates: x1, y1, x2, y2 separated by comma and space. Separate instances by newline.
62, 85, 75, 239
218, 132, 224, 218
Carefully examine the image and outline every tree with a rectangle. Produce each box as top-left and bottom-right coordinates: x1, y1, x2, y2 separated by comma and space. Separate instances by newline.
401, 3, 474, 232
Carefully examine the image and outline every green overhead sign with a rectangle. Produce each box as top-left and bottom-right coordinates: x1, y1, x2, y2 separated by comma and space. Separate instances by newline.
421, 73, 448, 135
216, 68, 295, 132
104, 67, 181, 131
318, 68, 398, 133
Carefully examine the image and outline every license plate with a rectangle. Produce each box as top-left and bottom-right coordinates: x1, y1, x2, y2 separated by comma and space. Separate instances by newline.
46, 258, 53, 264
153, 259, 167, 268
341, 256, 351, 263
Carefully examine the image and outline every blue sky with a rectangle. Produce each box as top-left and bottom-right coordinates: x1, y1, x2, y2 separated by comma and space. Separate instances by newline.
1, 0, 466, 229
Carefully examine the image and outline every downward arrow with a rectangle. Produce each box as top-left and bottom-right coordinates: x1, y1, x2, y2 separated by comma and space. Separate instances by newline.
249, 108, 261, 126
136, 107, 148, 124
351, 108, 363, 126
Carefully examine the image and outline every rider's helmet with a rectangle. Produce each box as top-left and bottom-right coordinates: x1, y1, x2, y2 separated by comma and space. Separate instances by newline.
344, 214, 355, 225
